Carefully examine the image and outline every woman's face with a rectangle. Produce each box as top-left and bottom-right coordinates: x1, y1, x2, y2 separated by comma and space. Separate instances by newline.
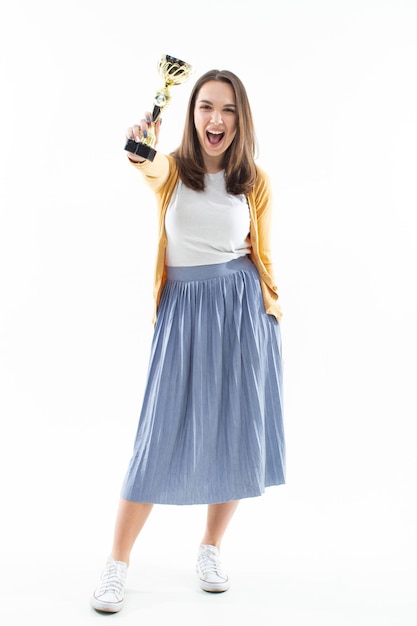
193, 80, 237, 171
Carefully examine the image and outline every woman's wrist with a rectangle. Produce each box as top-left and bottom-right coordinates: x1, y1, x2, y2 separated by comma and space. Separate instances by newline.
127, 154, 146, 163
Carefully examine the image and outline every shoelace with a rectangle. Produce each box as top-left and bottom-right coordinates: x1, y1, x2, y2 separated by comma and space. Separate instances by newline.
97, 562, 126, 596
198, 548, 226, 578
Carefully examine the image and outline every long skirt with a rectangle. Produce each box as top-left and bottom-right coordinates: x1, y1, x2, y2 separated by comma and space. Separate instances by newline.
120, 255, 285, 505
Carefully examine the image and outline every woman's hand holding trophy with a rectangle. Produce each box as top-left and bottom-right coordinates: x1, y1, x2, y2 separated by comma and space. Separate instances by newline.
125, 54, 192, 163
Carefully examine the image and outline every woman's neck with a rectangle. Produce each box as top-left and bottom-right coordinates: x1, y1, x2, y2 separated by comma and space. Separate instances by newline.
203, 155, 223, 174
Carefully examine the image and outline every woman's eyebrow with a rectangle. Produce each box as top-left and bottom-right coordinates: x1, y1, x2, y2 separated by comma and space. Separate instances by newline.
198, 99, 236, 107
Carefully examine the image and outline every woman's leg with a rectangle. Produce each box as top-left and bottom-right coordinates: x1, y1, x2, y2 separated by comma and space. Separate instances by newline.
196, 501, 239, 592
200, 500, 239, 548
91, 499, 153, 612
110, 498, 154, 565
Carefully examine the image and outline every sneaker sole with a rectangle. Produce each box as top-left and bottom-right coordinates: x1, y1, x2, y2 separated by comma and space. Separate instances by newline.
90, 596, 124, 613
199, 580, 230, 593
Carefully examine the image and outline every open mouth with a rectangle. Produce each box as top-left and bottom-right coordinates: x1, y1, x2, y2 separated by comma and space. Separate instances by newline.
206, 130, 225, 145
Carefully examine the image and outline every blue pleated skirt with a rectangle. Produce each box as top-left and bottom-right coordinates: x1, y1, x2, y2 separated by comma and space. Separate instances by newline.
121, 255, 285, 505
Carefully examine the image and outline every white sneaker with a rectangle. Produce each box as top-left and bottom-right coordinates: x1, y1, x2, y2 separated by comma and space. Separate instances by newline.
91, 557, 128, 613
196, 544, 230, 592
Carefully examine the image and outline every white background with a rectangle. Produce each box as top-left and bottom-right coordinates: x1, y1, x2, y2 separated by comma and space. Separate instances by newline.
0, 1, 416, 624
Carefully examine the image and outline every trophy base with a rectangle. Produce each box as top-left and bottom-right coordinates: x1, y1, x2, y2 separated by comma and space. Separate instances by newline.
124, 139, 157, 162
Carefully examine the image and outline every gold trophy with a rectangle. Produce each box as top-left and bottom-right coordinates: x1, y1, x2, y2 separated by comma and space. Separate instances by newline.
125, 54, 193, 161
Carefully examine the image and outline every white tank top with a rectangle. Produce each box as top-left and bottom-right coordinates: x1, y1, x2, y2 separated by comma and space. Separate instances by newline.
165, 171, 251, 267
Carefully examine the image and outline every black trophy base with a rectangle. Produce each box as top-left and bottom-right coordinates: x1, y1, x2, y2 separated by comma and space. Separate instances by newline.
124, 139, 157, 162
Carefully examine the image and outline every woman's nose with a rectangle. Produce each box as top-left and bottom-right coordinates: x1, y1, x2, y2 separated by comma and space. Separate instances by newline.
210, 112, 223, 124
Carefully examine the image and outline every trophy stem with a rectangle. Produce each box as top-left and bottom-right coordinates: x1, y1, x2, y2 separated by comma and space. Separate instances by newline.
152, 105, 161, 122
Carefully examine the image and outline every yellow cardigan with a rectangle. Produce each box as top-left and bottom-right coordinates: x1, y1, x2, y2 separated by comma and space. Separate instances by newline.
131, 152, 282, 323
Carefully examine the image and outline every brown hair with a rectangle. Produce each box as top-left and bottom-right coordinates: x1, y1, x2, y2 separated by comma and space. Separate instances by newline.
172, 69, 258, 195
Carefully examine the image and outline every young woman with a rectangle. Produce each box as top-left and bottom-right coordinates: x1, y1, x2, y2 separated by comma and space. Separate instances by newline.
91, 69, 285, 613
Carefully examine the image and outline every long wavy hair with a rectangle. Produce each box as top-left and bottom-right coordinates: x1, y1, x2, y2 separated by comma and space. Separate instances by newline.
172, 69, 258, 195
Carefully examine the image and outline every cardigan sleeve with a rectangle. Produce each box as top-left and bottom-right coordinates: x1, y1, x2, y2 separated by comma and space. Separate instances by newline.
129, 151, 171, 193
254, 168, 277, 286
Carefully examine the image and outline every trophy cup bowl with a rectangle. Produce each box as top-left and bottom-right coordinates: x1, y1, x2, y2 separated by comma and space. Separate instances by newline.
125, 54, 193, 161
